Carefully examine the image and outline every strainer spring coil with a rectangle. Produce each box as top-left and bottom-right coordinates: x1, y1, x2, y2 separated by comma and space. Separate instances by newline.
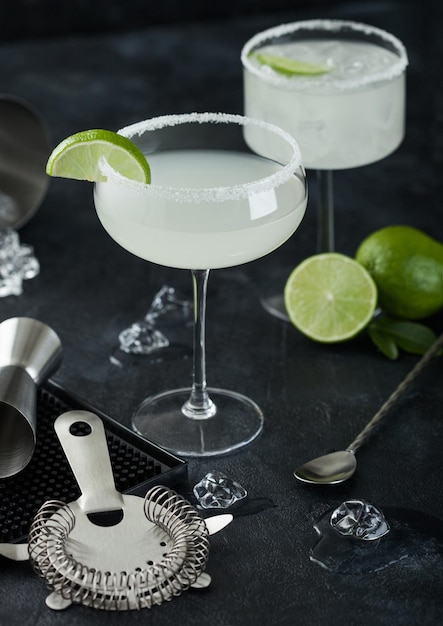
28, 486, 210, 610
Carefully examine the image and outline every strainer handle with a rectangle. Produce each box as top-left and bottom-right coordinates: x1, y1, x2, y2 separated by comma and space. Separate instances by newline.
55, 410, 123, 514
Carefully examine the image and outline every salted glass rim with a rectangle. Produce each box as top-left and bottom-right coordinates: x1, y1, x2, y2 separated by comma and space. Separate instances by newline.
241, 18, 408, 91
98, 112, 304, 204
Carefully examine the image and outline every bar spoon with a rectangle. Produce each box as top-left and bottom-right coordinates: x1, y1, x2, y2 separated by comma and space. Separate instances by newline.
294, 331, 443, 485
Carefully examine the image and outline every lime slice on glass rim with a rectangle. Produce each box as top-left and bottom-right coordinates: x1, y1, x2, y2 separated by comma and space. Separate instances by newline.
46, 129, 151, 183
254, 52, 330, 76
284, 253, 377, 343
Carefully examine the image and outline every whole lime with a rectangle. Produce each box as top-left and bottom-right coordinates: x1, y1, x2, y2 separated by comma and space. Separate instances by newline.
355, 225, 443, 319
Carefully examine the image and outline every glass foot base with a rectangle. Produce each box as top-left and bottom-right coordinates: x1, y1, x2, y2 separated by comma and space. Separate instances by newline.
132, 387, 264, 457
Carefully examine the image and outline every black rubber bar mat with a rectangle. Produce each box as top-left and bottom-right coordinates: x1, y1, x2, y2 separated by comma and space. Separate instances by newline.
0, 380, 187, 543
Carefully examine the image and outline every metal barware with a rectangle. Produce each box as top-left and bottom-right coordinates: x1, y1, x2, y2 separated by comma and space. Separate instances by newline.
294, 331, 443, 485
0, 317, 62, 477
0, 365, 37, 478
28, 411, 225, 611
0, 94, 50, 229
0, 317, 62, 385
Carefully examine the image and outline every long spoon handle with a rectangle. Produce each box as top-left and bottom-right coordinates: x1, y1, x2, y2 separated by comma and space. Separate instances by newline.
346, 331, 443, 454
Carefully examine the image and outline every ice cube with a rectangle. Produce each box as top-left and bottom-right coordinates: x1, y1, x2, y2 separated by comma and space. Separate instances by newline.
330, 499, 390, 541
193, 470, 247, 509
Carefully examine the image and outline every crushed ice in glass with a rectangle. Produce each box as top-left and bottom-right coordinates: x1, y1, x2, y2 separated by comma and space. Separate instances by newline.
330, 500, 390, 541
0, 229, 39, 297
193, 470, 247, 509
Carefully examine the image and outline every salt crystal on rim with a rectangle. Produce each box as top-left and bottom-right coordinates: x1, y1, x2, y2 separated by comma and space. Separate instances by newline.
98, 112, 303, 204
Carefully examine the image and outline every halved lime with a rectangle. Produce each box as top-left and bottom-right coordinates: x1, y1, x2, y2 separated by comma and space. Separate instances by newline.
284, 253, 377, 343
255, 52, 330, 76
46, 129, 151, 183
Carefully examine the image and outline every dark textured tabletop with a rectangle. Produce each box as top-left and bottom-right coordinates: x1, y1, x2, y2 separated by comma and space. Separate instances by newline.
1, 1, 442, 624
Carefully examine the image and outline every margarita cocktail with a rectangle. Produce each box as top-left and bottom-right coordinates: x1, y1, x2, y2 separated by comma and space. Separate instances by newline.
96, 148, 305, 269
94, 112, 307, 456
242, 19, 408, 260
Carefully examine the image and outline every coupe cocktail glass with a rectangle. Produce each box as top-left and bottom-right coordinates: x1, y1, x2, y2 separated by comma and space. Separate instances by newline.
94, 112, 307, 456
242, 19, 408, 318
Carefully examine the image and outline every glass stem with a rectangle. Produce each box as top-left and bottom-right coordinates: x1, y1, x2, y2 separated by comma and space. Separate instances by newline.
182, 269, 216, 419
317, 169, 334, 252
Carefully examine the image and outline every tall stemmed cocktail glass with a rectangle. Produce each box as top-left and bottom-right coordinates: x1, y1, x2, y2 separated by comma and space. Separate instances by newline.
94, 113, 307, 456
242, 19, 408, 318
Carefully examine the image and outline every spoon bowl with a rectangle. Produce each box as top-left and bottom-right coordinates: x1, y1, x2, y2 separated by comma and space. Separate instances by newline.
294, 450, 356, 485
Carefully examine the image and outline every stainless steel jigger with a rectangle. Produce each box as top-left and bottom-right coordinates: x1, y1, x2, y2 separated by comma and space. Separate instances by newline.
0, 317, 62, 478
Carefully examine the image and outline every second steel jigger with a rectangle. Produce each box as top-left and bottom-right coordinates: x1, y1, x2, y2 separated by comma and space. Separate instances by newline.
0, 317, 62, 478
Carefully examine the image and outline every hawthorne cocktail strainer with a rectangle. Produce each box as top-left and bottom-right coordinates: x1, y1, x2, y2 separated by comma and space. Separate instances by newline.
28, 410, 230, 611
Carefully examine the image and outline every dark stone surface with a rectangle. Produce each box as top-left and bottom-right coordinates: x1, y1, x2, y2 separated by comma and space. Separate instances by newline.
0, 1, 442, 624
2, 0, 366, 41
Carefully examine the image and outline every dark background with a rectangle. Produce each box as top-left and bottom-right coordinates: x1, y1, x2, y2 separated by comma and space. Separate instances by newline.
1, 1, 443, 624
0, 0, 432, 41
